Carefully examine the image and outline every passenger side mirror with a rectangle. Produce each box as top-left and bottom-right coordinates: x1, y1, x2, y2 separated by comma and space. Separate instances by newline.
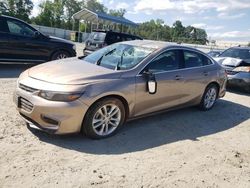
143, 70, 157, 94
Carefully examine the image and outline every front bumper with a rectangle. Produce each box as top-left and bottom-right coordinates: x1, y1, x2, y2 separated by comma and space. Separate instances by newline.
14, 82, 89, 134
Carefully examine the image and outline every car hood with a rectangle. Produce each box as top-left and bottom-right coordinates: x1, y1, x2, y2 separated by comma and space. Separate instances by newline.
28, 58, 120, 85
214, 57, 250, 67
48, 36, 74, 45
213, 57, 243, 67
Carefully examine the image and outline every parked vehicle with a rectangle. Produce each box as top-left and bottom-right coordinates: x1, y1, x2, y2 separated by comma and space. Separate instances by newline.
83, 30, 142, 55
14, 40, 227, 139
0, 15, 76, 63
214, 47, 250, 92
207, 50, 222, 57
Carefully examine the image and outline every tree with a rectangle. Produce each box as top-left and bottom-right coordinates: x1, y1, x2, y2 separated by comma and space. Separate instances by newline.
172, 20, 185, 42
64, 0, 82, 29
109, 8, 126, 17
32, 1, 55, 27
0, 0, 33, 22
248, 42, 250, 47
84, 0, 107, 13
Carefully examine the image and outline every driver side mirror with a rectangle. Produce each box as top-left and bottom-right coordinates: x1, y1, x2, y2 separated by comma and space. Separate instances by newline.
33, 31, 41, 38
143, 70, 157, 94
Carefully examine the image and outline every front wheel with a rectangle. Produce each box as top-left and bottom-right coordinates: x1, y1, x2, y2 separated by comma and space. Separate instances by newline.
82, 98, 126, 139
51, 51, 70, 60
199, 84, 218, 111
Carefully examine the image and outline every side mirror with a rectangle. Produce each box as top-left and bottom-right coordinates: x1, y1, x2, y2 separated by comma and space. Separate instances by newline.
143, 70, 157, 94
33, 31, 41, 38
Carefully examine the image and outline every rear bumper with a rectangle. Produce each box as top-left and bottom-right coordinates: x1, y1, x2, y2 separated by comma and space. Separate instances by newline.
227, 72, 250, 90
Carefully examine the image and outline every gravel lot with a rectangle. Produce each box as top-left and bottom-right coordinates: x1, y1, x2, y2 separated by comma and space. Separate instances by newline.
0, 62, 250, 188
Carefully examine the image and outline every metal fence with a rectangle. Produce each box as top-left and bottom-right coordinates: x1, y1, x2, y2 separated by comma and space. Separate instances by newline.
32, 24, 90, 42
32, 24, 227, 53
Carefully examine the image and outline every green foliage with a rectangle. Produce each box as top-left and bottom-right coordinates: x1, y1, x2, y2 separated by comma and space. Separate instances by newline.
0, 0, 33, 22
0, 0, 208, 45
84, 0, 107, 13
109, 9, 126, 17
248, 43, 250, 47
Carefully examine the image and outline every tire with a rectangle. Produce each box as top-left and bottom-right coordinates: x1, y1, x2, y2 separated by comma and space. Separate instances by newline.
82, 98, 126, 139
51, 50, 70, 60
199, 84, 219, 111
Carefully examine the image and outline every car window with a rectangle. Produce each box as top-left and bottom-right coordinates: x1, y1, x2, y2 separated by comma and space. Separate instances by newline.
220, 48, 250, 59
184, 50, 212, 68
7, 19, 35, 37
0, 19, 9, 32
145, 50, 181, 73
84, 43, 155, 70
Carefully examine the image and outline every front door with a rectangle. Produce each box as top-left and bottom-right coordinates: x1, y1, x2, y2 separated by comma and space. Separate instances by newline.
134, 49, 186, 116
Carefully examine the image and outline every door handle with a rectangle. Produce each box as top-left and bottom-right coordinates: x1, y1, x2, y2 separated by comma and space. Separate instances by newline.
203, 71, 209, 76
175, 75, 184, 80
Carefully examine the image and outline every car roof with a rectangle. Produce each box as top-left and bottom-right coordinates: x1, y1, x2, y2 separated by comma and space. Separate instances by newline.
92, 30, 142, 38
0, 15, 28, 23
229, 46, 250, 50
120, 40, 184, 50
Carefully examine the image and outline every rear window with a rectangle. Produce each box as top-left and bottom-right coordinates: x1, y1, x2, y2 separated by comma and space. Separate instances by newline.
88, 32, 106, 42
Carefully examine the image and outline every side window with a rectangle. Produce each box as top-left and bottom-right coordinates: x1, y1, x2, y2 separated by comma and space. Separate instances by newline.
0, 19, 9, 33
7, 19, 35, 37
202, 55, 213, 66
184, 50, 211, 68
145, 50, 180, 73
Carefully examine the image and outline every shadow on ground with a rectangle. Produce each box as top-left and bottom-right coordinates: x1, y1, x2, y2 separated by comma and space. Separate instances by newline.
0, 64, 35, 78
29, 99, 250, 154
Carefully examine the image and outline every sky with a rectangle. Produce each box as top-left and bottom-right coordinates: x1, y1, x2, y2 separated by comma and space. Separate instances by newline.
32, 0, 250, 42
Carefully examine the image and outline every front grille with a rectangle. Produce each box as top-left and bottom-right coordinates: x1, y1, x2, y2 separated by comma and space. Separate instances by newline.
226, 70, 238, 75
19, 84, 38, 93
20, 97, 34, 112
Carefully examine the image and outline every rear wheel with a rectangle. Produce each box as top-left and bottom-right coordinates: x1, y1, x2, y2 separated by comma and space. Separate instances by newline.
82, 98, 126, 139
199, 84, 218, 111
51, 50, 70, 60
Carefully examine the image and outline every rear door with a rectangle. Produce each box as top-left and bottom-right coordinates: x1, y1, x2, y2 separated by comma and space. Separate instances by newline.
0, 17, 10, 60
178, 49, 215, 103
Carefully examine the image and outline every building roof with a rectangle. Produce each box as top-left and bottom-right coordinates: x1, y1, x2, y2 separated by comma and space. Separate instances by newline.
72, 8, 138, 27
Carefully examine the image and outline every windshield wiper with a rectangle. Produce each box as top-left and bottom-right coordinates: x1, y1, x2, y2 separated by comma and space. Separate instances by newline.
115, 51, 125, 70
96, 48, 116, 66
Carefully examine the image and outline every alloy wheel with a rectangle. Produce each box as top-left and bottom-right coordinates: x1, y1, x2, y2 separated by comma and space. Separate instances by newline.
92, 104, 121, 136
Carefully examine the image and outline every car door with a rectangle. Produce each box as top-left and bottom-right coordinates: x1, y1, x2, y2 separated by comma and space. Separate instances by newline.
5, 18, 46, 62
178, 49, 214, 103
134, 49, 187, 116
0, 17, 10, 61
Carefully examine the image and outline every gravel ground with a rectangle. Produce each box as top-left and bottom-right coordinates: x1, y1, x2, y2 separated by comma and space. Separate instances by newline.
0, 63, 250, 188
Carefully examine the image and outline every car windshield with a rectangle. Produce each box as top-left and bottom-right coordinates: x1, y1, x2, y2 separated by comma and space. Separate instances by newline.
88, 32, 106, 41
219, 48, 250, 59
83, 43, 155, 70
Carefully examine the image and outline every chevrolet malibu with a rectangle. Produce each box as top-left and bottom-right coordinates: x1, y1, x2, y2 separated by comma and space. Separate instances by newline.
14, 40, 227, 139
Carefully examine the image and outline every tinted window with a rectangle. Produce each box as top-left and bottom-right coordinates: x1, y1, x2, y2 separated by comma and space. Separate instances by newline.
146, 50, 181, 73
7, 19, 35, 37
89, 32, 106, 42
184, 50, 212, 68
0, 19, 8, 32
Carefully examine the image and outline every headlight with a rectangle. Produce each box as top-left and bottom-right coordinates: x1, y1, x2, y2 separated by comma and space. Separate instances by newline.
233, 66, 250, 73
72, 45, 76, 51
38, 91, 83, 102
